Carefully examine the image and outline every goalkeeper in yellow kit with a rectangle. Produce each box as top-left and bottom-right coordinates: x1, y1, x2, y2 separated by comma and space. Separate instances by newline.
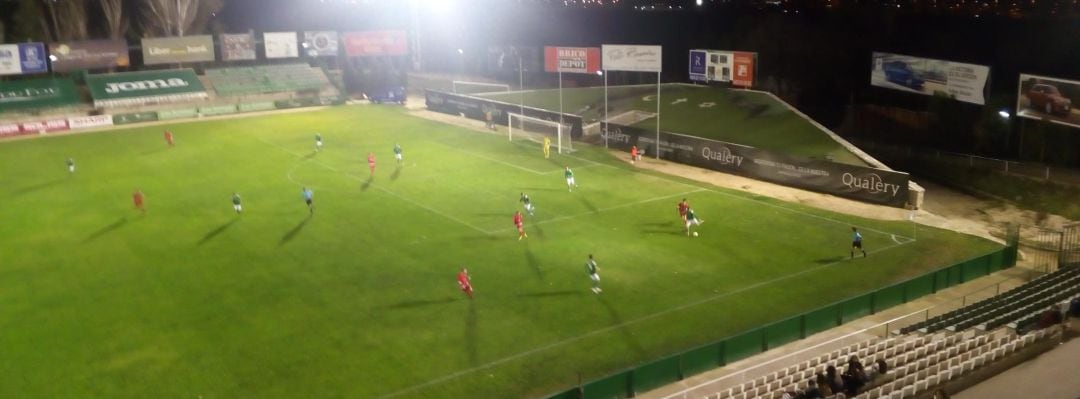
543, 137, 552, 159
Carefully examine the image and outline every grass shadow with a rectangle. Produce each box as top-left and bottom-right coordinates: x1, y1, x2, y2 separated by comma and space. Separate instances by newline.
520, 187, 564, 193
304, 151, 317, 160
198, 218, 239, 246
383, 297, 461, 309
599, 297, 647, 360
640, 229, 687, 236
531, 221, 545, 238
815, 256, 847, 264
523, 245, 544, 280
466, 300, 478, 366
517, 290, 581, 298
83, 217, 128, 243
361, 176, 373, 191
390, 166, 402, 181
278, 216, 311, 246
139, 147, 168, 157
578, 196, 600, 214
11, 178, 65, 198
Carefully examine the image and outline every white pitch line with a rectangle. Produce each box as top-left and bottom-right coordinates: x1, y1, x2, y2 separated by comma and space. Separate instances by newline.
255, 136, 493, 235
559, 151, 916, 241
490, 188, 706, 234
375, 239, 915, 399
432, 141, 550, 175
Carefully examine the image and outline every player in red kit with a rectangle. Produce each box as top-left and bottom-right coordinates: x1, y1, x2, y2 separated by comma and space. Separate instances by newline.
133, 189, 145, 213
513, 210, 527, 240
457, 267, 473, 299
164, 130, 174, 147
367, 152, 376, 176
677, 198, 689, 223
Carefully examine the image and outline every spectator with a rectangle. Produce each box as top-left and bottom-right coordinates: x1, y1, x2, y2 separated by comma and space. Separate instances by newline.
1070, 297, 1080, 317
815, 372, 834, 396
799, 379, 824, 399
1037, 304, 1063, 329
870, 359, 888, 381
841, 367, 861, 396
825, 365, 843, 394
932, 388, 950, 399
847, 355, 867, 383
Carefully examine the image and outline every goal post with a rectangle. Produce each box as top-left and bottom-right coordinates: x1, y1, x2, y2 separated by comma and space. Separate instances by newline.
507, 113, 573, 154
451, 81, 511, 94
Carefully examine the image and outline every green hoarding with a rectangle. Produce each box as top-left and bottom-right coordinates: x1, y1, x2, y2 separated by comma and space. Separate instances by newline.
0, 77, 81, 112
199, 104, 237, 116
87, 69, 207, 107
157, 108, 199, 120
113, 112, 159, 125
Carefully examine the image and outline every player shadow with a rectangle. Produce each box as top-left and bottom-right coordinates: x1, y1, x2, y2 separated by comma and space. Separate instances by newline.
139, 147, 168, 156
531, 222, 545, 238
523, 246, 545, 280
814, 256, 847, 264
197, 219, 239, 246
516, 290, 581, 298
361, 176, 373, 191
638, 222, 686, 236
599, 297, 648, 360
519, 187, 564, 192
390, 166, 402, 181
304, 151, 317, 160
11, 178, 65, 197
383, 297, 461, 309
83, 217, 128, 243
577, 196, 600, 214
466, 300, 479, 366
278, 216, 311, 246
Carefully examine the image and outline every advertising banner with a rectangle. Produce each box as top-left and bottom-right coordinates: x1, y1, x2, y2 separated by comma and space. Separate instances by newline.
871, 52, 989, 105
1016, 74, 1080, 129
425, 89, 583, 139
601, 123, 910, 207
544, 46, 601, 74
0, 77, 80, 111
0, 43, 48, 75
67, 115, 114, 130
303, 31, 339, 57
0, 123, 20, 138
689, 50, 707, 82
87, 69, 208, 108
142, 36, 215, 64
732, 52, 755, 87
49, 40, 130, 72
342, 31, 408, 57
601, 44, 662, 73
220, 33, 256, 61
20, 118, 70, 133
487, 46, 541, 73
264, 32, 299, 59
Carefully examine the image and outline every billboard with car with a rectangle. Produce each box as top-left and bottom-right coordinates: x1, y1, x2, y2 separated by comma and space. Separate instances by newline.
1017, 74, 1080, 129
871, 52, 990, 105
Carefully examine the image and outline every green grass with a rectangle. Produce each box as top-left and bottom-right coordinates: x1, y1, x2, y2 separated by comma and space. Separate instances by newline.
477, 84, 869, 166
0, 105, 998, 399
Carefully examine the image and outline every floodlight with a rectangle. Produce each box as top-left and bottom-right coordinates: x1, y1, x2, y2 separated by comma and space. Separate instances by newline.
998, 110, 1010, 119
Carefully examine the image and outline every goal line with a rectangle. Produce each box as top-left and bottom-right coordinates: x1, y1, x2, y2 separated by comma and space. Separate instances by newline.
507, 113, 573, 155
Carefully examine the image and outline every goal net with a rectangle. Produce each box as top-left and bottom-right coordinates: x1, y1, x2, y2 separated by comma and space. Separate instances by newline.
452, 81, 511, 94
508, 113, 574, 154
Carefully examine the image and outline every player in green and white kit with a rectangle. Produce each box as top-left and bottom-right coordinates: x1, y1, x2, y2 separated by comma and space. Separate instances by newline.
315, 134, 323, 152
685, 208, 704, 236
519, 192, 535, 216
232, 192, 243, 214
394, 143, 403, 165
564, 166, 577, 192
66, 157, 75, 174
586, 254, 601, 293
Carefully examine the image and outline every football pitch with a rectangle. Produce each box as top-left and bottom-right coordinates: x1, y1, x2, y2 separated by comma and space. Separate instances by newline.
475, 84, 869, 166
0, 105, 999, 399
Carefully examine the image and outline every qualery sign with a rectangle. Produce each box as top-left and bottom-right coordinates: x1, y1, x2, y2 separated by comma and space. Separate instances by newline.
601, 44, 662, 73
49, 40, 130, 72
264, 32, 299, 59
142, 36, 215, 64
871, 52, 990, 105
220, 33, 256, 61
342, 31, 408, 57
544, 46, 601, 74
0, 43, 48, 75
303, 31, 339, 57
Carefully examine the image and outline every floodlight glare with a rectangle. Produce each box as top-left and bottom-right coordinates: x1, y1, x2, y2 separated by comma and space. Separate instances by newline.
457, 48, 464, 55
596, 70, 603, 76
998, 110, 1010, 119
696, 0, 703, 5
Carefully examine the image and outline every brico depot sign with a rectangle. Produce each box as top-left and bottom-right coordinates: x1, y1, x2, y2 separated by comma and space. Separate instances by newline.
544, 46, 601, 74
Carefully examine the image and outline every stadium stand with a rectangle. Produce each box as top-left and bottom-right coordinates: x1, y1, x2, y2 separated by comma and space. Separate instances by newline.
205, 64, 331, 96
900, 266, 1080, 334
0, 76, 84, 114
704, 329, 1061, 399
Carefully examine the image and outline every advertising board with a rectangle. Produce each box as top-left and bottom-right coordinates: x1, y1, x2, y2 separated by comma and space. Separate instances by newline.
1016, 74, 1080, 129
220, 33, 256, 61
544, 46, 601, 74
142, 36, 215, 64
342, 31, 408, 57
49, 40, 130, 71
264, 32, 299, 59
871, 52, 989, 105
601, 44, 662, 73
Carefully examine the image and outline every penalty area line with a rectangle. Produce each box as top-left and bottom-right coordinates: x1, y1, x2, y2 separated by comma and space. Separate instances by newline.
374, 239, 914, 399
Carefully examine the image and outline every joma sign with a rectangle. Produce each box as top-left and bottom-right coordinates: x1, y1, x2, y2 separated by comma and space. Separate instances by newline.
104, 78, 189, 94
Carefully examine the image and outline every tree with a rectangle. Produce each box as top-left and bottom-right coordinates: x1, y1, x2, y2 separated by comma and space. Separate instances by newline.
10, 0, 48, 42
139, 0, 223, 37
41, 0, 89, 41
99, 0, 128, 39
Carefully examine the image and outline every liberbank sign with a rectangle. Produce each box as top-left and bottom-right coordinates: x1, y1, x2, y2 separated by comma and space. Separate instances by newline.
87, 69, 208, 108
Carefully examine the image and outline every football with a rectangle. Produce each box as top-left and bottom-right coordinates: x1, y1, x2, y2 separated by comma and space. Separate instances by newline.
693, 232, 699, 237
